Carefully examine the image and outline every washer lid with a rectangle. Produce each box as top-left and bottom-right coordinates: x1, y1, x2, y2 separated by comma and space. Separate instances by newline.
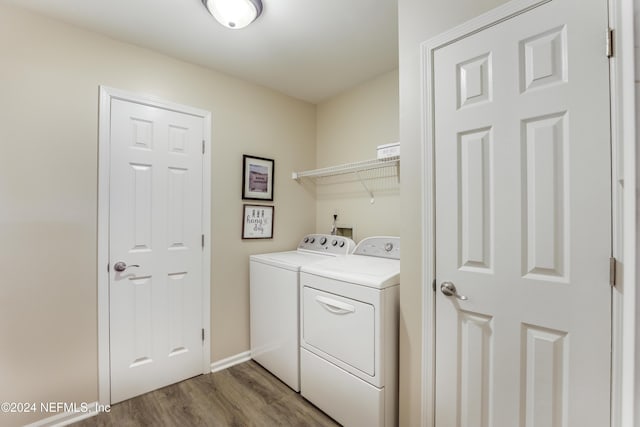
250, 250, 333, 271
301, 254, 400, 288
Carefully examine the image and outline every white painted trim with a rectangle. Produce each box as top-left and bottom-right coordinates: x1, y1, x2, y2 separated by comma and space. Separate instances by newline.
210, 351, 252, 373
608, 0, 637, 426
202, 107, 213, 377
24, 402, 101, 427
97, 86, 111, 406
421, 0, 550, 51
419, 0, 626, 426
418, 22, 435, 427
97, 86, 212, 405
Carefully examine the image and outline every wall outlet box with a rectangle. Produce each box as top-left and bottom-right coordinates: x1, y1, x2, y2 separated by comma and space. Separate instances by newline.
377, 142, 400, 159
336, 226, 354, 240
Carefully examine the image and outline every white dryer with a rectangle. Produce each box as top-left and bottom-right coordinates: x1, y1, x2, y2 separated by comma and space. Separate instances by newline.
250, 234, 355, 392
300, 236, 400, 427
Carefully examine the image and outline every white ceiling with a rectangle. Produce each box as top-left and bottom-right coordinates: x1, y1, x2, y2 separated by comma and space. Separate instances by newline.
2, 0, 398, 103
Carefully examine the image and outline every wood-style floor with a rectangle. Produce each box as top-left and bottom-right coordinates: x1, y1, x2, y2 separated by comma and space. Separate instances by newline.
73, 361, 340, 427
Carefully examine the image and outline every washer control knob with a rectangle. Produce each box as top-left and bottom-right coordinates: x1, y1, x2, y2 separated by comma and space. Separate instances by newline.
331, 239, 338, 246
309, 237, 315, 244
320, 237, 327, 245
303, 237, 309, 243
339, 241, 345, 248
384, 242, 394, 252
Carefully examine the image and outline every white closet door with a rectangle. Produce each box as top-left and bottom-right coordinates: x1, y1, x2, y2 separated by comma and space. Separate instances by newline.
109, 98, 205, 403
432, 0, 612, 425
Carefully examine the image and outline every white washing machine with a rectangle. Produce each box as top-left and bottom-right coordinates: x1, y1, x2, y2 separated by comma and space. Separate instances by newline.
299, 236, 400, 427
249, 234, 355, 392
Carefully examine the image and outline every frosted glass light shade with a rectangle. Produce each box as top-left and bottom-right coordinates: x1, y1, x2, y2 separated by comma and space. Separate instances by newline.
202, 0, 263, 29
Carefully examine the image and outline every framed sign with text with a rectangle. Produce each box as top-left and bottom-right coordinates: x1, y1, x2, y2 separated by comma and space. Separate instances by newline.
242, 204, 274, 239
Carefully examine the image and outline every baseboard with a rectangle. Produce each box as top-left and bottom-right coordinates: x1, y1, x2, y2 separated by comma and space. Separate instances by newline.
24, 401, 102, 427
210, 350, 251, 373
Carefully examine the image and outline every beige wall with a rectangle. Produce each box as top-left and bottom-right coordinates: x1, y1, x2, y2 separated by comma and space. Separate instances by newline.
397, 0, 508, 425
315, 70, 400, 240
0, 4, 316, 426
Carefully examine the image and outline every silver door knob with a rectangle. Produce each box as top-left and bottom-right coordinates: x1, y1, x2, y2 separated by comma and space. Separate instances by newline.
113, 261, 140, 272
440, 281, 468, 301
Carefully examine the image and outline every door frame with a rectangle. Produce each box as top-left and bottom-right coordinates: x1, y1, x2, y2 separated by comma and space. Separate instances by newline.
96, 86, 212, 405
418, 0, 637, 426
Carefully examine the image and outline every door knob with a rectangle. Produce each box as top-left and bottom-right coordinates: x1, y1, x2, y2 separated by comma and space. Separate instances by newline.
113, 261, 140, 272
440, 281, 468, 301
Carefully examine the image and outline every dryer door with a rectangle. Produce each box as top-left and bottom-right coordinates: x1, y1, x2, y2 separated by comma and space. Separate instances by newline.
302, 286, 375, 376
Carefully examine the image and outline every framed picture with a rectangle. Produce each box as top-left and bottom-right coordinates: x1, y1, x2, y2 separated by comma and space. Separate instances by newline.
242, 204, 274, 239
242, 155, 274, 201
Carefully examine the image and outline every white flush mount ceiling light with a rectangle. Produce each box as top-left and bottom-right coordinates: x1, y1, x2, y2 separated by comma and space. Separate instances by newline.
201, 0, 263, 29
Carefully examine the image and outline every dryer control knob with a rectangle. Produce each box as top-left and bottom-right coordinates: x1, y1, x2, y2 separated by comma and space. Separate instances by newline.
309, 237, 315, 243
385, 243, 394, 252
304, 237, 309, 243
320, 237, 327, 245
339, 241, 345, 248
331, 239, 338, 246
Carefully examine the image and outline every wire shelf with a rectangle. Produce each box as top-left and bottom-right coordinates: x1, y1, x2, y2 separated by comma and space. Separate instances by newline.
291, 156, 400, 181
292, 156, 399, 204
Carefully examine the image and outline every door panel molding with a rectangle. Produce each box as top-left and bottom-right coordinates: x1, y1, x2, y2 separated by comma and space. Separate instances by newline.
420, 4, 550, 424
97, 86, 212, 405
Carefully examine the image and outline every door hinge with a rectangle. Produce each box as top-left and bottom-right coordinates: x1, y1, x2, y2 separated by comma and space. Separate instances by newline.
201, 234, 205, 249
202, 328, 205, 342
202, 140, 205, 154
606, 28, 614, 58
609, 257, 617, 287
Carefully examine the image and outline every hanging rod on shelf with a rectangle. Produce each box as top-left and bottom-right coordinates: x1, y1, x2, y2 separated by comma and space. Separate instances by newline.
291, 156, 400, 181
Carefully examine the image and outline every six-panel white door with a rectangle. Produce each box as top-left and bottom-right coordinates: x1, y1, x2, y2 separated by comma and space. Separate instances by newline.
433, 0, 612, 425
109, 98, 205, 403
